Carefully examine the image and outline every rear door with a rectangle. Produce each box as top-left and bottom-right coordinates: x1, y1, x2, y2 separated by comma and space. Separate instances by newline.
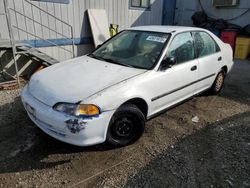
192, 31, 222, 93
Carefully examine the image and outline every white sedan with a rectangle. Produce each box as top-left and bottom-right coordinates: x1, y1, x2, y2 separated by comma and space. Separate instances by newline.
21, 26, 233, 146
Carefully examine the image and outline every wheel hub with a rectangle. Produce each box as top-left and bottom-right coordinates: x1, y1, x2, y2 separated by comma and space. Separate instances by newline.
115, 117, 133, 137
215, 73, 224, 91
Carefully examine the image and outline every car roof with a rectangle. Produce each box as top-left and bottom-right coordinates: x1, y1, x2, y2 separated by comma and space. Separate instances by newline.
129, 25, 207, 34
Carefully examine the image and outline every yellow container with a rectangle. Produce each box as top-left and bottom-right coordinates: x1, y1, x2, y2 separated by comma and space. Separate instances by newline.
234, 37, 250, 60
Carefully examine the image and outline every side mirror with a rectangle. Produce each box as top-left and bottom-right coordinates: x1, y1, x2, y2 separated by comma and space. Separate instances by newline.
160, 57, 177, 71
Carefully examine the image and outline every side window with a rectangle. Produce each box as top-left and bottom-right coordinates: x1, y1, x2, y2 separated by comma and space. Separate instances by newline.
166, 32, 195, 64
193, 32, 220, 57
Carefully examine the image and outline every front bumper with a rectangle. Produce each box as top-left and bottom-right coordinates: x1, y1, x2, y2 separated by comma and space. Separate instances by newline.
21, 85, 115, 146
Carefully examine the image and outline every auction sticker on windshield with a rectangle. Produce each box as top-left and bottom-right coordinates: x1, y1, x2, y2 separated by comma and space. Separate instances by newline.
146, 36, 167, 43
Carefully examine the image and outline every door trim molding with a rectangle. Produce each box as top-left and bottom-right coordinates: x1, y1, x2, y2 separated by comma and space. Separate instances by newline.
151, 73, 216, 102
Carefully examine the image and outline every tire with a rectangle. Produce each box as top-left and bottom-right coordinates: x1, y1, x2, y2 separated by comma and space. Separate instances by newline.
210, 70, 225, 95
107, 104, 145, 146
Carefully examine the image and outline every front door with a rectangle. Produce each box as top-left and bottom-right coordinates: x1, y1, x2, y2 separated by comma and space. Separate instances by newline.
149, 32, 198, 114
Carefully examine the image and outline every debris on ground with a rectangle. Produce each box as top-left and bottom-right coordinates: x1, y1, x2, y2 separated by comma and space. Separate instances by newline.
192, 116, 199, 123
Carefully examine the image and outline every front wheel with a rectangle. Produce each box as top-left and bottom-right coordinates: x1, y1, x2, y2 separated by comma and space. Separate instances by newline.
210, 70, 225, 95
107, 104, 145, 146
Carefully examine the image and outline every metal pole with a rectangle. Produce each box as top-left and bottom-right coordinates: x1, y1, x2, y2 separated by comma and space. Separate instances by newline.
3, 0, 20, 87
71, 1, 75, 58
71, 26, 75, 58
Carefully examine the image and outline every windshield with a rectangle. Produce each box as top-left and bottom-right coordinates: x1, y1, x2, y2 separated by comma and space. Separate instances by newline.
89, 30, 169, 69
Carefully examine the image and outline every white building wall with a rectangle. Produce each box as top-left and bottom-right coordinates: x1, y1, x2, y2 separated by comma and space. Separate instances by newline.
0, 0, 163, 40
0, 0, 164, 61
0, 0, 9, 39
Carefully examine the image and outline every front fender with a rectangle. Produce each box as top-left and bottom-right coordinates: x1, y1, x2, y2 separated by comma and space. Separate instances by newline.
81, 78, 150, 112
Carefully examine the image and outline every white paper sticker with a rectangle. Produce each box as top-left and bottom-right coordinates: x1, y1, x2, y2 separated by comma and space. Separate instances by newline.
146, 36, 167, 43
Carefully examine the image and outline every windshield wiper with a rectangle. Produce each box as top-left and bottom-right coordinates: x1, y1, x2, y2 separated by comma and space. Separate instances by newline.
88, 53, 105, 61
89, 54, 133, 68
102, 58, 134, 68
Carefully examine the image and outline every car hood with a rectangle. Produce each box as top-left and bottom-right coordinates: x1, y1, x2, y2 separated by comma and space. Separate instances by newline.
28, 55, 146, 106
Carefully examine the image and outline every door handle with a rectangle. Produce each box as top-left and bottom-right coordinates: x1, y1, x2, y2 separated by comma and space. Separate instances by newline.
218, 56, 222, 61
190, 65, 197, 71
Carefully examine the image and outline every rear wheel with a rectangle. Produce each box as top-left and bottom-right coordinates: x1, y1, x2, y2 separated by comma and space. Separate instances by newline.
210, 70, 225, 95
107, 104, 145, 146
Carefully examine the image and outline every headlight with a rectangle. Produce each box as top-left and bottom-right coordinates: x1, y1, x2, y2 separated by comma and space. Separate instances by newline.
53, 103, 76, 116
53, 103, 100, 117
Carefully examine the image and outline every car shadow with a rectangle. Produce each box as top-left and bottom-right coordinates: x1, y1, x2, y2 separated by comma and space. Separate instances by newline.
220, 60, 250, 106
0, 95, 117, 174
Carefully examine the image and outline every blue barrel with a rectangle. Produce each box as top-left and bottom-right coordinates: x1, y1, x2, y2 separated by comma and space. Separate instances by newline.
208, 29, 220, 37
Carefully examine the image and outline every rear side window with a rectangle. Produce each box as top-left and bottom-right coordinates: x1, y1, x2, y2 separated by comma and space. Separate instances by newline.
166, 32, 195, 64
192, 32, 220, 58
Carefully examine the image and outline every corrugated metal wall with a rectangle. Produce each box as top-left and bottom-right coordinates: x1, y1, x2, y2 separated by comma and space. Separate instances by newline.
0, 0, 8, 39
0, 0, 164, 60
0, 0, 163, 60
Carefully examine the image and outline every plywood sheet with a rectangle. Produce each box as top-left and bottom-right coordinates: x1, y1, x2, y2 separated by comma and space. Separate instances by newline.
87, 9, 110, 47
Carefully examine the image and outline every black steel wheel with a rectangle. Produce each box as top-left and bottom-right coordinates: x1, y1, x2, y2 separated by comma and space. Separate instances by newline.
107, 104, 145, 146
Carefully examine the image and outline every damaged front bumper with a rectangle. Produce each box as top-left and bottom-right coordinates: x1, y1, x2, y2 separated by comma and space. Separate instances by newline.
65, 118, 87, 134
21, 85, 115, 146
